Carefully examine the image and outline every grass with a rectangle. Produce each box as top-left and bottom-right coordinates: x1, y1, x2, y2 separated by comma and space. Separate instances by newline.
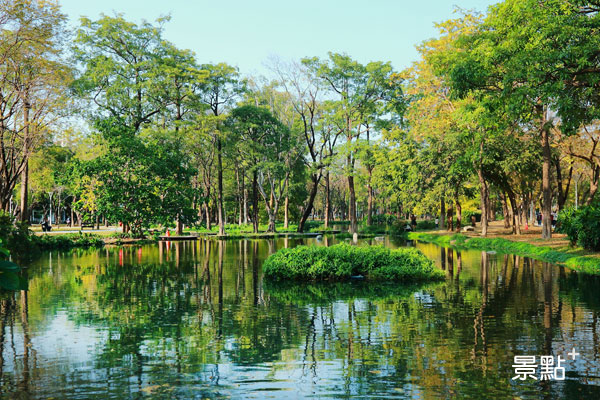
408, 232, 600, 275
262, 243, 445, 282
34, 233, 105, 250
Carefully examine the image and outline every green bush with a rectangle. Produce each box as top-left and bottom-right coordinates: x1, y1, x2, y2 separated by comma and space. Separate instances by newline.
262, 243, 445, 282
416, 220, 437, 230
463, 210, 481, 223
35, 233, 104, 250
556, 207, 580, 246
0, 211, 35, 254
557, 206, 600, 251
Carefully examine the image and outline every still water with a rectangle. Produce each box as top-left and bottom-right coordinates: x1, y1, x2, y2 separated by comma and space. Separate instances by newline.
1, 236, 599, 399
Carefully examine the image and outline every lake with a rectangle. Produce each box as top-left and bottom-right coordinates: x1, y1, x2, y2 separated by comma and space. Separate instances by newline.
1, 236, 599, 399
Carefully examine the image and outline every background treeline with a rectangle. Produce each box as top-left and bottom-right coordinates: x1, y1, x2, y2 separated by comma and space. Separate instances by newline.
1, 0, 599, 245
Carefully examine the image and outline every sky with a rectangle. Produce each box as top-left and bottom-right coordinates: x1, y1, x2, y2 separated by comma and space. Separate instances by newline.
59, 0, 498, 77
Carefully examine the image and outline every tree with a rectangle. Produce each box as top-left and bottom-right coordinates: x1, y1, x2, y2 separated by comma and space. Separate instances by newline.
444, 0, 600, 238
197, 63, 244, 235
0, 0, 71, 221
304, 53, 404, 234
226, 105, 290, 233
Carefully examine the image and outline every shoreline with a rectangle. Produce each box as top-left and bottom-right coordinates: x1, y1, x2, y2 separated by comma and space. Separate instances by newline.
408, 232, 600, 275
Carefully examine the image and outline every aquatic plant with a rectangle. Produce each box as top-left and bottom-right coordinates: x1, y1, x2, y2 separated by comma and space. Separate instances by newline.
262, 243, 445, 282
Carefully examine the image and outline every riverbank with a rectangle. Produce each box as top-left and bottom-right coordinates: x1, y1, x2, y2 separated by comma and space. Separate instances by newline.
408, 231, 600, 274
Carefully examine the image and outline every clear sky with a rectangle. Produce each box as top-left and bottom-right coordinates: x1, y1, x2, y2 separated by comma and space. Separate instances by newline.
59, 0, 498, 77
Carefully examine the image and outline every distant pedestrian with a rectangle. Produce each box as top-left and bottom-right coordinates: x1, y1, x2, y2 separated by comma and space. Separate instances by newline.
410, 215, 417, 231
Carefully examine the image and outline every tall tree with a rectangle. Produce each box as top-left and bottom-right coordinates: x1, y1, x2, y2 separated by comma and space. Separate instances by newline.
197, 63, 243, 236
0, 0, 71, 221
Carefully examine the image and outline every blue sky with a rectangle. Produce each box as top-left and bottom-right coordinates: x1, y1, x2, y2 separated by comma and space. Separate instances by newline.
59, 0, 498, 76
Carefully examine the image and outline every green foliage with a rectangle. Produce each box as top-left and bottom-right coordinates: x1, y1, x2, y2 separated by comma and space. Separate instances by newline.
263, 243, 444, 282
0, 211, 35, 254
557, 206, 600, 251
34, 233, 104, 250
462, 210, 481, 223
416, 220, 437, 230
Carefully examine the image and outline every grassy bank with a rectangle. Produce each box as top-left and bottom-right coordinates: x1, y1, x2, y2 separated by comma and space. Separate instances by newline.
408, 232, 600, 274
263, 243, 445, 282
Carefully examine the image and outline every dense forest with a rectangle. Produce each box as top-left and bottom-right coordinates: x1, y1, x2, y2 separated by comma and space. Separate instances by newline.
2, 0, 600, 239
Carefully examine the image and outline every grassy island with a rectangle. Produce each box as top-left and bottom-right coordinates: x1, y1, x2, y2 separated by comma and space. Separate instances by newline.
262, 243, 445, 282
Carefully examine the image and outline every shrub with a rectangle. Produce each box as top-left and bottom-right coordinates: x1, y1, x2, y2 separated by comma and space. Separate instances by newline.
0, 211, 35, 254
557, 205, 600, 251
463, 210, 481, 223
35, 233, 104, 250
416, 220, 437, 230
556, 207, 580, 246
262, 243, 445, 282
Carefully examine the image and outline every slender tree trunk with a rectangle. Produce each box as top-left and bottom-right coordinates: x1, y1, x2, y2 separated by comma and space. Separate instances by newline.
217, 137, 225, 236
447, 201, 453, 231
440, 196, 445, 230
252, 171, 259, 234
324, 171, 331, 229
367, 168, 373, 226
20, 161, 28, 224
541, 121, 552, 239
70, 207, 74, 227
586, 165, 599, 205
455, 191, 462, 232
204, 202, 211, 231
500, 192, 511, 228
477, 168, 489, 237
236, 168, 243, 226
297, 173, 320, 232
243, 172, 249, 224
284, 181, 289, 229
507, 189, 521, 235
348, 172, 357, 234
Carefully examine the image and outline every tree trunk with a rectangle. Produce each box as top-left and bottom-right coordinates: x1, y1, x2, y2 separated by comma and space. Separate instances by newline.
500, 192, 511, 228
440, 196, 445, 230
541, 121, 552, 239
477, 168, 489, 237
20, 161, 28, 224
243, 173, 249, 224
283, 181, 289, 229
348, 173, 357, 234
297, 173, 320, 232
555, 157, 573, 211
324, 171, 331, 229
70, 207, 74, 227
586, 165, 599, 205
217, 137, 225, 236
252, 171, 259, 234
367, 169, 373, 226
236, 167, 243, 226
204, 202, 211, 231
176, 216, 183, 235
507, 189, 521, 235
455, 191, 462, 232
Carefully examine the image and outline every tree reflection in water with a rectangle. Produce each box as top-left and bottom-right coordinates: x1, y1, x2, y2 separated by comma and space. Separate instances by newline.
0, 237, 599, 398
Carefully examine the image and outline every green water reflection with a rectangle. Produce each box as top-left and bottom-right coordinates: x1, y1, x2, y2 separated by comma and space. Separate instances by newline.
1, 236, 599, 399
